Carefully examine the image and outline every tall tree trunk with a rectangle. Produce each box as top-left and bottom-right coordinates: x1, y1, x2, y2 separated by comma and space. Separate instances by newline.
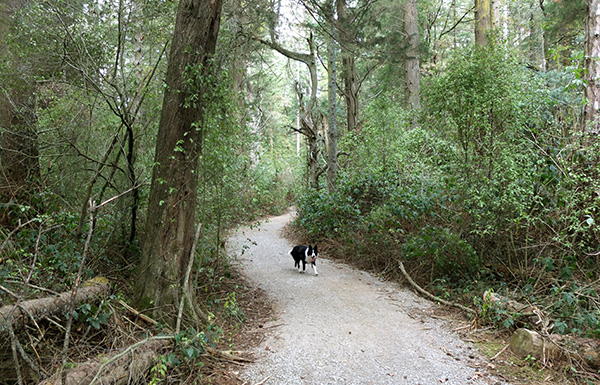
326, 1, 338, 193
475, 0, 492, 46
404, 0, 420, 110
0, 0, 40, 224
584, 0, 600, 133
134, 0, 223, 325
528, 0, 536, 65
336, 0, 359, 132
539, 0, 548, 71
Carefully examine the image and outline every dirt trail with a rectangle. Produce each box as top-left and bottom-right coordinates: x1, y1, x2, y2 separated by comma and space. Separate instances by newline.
228, 211, 505, 385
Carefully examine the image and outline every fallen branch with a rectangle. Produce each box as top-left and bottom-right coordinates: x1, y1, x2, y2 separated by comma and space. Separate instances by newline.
398, 262, 477, 315
38, 336, 173, 385
205, 347, 254, 363
0, 278, 111, 335
254, 376, 271, 385
117, 299, 159, 326
490, 343, 510, 361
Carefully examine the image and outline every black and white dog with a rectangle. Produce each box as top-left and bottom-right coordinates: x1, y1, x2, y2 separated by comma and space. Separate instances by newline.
289, 245, 318, 275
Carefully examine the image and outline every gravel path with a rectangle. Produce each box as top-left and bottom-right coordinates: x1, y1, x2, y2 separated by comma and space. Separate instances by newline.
228, 211, 506, 385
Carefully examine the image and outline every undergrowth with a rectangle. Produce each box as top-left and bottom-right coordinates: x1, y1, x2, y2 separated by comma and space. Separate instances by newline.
0, 178, 284, 384
293, 43, 600, 345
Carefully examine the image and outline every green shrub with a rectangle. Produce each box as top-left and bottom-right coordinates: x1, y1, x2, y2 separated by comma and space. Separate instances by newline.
402, 226, 479, 281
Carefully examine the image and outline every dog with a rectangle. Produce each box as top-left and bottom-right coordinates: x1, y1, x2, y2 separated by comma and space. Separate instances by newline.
289, 245, 318, 275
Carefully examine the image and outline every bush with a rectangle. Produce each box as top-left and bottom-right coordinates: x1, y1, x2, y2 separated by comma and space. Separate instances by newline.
402, 226, 479, 281
295, 168, 475, 283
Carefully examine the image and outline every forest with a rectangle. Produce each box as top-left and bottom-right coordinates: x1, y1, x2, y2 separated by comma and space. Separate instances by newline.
0, 0, 599, 383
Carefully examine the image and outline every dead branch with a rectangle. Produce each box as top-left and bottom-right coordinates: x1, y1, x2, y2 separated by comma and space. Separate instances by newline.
117, 299, 159, 326
61, 201, 98, 383
490, 344, 510, 361
253, 376, 271, 385
0, 217, 38, 255
176, 223, 204, 334
398, 261, 477, 315
205, 347, 254, 363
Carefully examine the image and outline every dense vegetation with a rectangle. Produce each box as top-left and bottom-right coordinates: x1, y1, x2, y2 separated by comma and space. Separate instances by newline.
0, 0, 598, 383
299, 41, 600, 336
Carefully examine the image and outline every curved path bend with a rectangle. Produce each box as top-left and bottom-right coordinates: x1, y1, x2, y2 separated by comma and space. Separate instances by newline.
228, 211, 505, 385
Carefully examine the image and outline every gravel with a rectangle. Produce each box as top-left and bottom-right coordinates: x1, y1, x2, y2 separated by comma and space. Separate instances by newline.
228, 211, 507, 385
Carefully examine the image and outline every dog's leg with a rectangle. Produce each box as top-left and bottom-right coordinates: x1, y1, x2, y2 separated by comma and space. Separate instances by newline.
312, 263, 318, 275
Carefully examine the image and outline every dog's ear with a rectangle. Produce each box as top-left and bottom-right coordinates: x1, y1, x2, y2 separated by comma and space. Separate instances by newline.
314, 245, 318, 253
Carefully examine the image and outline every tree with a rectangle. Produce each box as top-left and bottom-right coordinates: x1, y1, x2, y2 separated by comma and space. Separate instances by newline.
336, 0, 359, 132
0, 0, 40, 224
584, 0, 600, 133
254, 29, 321, 189
475, 0, 494, 46
403, 0, 420, 110
326, 0, 338, 192
134, 0, 223, 325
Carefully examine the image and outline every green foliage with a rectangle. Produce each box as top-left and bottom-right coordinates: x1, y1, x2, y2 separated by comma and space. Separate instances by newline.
171, 324, 221, 370
73, 300, 113, 330
296, 167, 475, 281
149, 356, 169, 385
543, 0, 585, 67
402, 226, 479, 280
1, 193, 98, 294
423, 43, 540, 174
295, 39, 600, 337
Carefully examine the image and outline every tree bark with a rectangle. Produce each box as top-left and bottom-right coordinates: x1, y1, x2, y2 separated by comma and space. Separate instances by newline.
404, 0, 420, 111
584, 0, 600, 133
539, 0, 548, 71
326, 0, 338, 193
134, 0, 223, 325
0, 278, 110, 335
475, 0, 492, 46
336, 0, 359, 133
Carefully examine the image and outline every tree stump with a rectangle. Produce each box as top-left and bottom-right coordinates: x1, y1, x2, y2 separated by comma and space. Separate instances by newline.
509, 328, 560, 363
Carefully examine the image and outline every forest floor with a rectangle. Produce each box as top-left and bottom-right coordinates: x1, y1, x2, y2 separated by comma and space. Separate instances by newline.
221, 210, 571, 385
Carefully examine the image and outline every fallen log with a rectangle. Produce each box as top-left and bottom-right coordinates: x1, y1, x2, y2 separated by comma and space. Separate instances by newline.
509, 328, 600, 369
0, 277, 110, 335
483, 290, 534, 314
509, 328, 561, 364
482, 290, 540, 326
38, 336, 173, 385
